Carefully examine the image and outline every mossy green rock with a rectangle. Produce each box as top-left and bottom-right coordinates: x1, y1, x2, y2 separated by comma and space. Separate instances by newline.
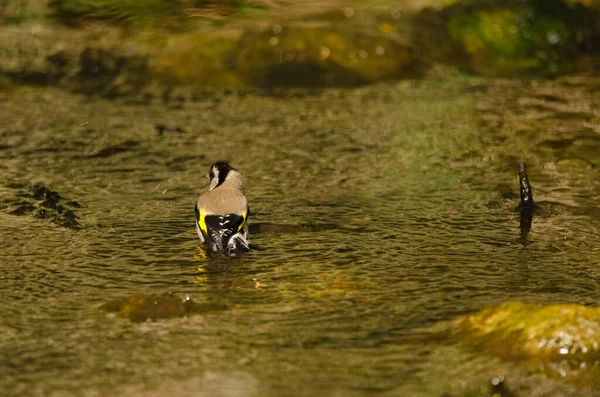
447, 9, 569, 74
150, 31, 242, 86
440, 1, 599, 75
454, 301, 600, 385
457, 302, 600, 359
236, 26, 416, 87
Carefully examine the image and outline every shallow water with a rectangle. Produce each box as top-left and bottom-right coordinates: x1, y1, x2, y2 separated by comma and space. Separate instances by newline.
1, 75, 600, 396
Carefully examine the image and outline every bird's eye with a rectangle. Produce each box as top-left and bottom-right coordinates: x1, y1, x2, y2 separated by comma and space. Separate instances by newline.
209, 172, 215, 179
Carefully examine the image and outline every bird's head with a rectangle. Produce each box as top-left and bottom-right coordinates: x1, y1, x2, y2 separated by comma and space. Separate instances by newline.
205, 161, 237, 191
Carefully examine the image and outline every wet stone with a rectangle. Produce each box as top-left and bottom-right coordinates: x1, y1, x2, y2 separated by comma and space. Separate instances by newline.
57, 209, 79, 229
236, 26, 416, 88
4, 183, 81, 229
450, 302, 600, 386
9, 203, 36, 216
42, 191, 63, 208
65, 200, 81, 208
32, 184, 51, 200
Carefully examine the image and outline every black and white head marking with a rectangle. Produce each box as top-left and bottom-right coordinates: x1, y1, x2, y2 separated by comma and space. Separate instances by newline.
208, 161, 234, 191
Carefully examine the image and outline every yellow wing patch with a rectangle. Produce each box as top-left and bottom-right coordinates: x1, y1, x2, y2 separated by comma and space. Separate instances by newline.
238, 211, 247, 232
198, 210, 208, 235
198, 208, 246, 233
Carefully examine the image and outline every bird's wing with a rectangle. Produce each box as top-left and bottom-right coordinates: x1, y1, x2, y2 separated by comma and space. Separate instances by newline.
204, 213, 246, 243
195, 204, 248, 249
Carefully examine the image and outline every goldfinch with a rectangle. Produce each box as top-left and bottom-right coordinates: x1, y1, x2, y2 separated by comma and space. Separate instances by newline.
194, 161, 250, 255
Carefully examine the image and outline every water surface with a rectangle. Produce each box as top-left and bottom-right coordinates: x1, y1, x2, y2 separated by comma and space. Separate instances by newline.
1, 75, 600, 396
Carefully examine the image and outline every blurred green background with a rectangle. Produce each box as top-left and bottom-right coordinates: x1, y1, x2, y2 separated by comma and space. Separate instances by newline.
1, 0, 599, 93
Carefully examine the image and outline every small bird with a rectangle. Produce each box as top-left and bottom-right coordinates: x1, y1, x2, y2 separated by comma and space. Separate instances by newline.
194, 161, 250, 255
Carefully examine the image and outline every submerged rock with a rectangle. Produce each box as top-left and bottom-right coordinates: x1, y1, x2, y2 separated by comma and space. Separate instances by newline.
101, 294, 193, 322
6, 183, 81, 229
456, 302, 600, 359
100, 293, 228, 322
452, 302, 600, 385
236, 25, 417, 88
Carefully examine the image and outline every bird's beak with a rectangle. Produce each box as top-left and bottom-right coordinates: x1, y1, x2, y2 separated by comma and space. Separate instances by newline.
203, 173, 210, 179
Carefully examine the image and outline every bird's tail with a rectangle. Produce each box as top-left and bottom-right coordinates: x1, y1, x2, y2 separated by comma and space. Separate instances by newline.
223, 232, 251, 255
